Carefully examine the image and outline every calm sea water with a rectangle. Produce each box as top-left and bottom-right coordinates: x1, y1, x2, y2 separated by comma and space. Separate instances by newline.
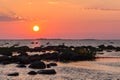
0, 39, 120, 48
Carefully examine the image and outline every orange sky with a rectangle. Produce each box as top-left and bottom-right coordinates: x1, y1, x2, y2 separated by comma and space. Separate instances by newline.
0, 0, 120, 39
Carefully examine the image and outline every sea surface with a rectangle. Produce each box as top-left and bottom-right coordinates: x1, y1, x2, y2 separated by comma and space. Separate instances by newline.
0, 39, 120, 48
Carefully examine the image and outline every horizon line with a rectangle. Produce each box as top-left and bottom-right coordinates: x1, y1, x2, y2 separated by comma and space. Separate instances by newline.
0, 38, 120, 40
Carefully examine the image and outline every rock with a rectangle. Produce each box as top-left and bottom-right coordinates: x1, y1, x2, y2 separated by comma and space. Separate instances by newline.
0, 56, 10, 65
17, 46, 30, 52
49, 63, 57, 66
47, 63, 57, 68
20, 52, 28, 56
115, 47, 120, 52
18, 56, 30, 64
59, 52, 80, 61
10, 56, 19, 63
40, 53, 59, 61
29, 61, 46, 69
31, 42, 34, 44
16, 64, 26, 68
46, 64, 51, 68
0, 56, 10, 62
1, 61, 11, 65
37, 69, 56, 75
7, 72, 19, 76
28, 71, 37, 75
29, 55, 41, 62
2, 52, 12, 56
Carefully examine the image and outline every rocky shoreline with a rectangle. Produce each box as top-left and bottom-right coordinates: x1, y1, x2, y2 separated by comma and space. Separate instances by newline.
0, 44, 120, 79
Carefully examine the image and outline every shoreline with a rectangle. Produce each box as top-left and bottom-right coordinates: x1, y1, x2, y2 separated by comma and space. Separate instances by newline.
0, 60, 120, 80
0, 41, 120, 79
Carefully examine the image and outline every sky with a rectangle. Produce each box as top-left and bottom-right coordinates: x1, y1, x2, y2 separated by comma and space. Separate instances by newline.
0, 0, 120, 39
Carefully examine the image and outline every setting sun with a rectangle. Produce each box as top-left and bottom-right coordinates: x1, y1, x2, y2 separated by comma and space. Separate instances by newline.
33, 25, 40, 32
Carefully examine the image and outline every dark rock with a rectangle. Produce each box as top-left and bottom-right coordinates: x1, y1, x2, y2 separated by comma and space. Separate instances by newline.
40, 53, 59, 61
17, 51, 28, 56
1, 61, 11, 65
37, 69, 56, 75
49, 63, 57, 66
46, 64, 51, 68
28, 71, 37, 75
2, 52, 12, 56
29, 55, 41, 62
47, 63, 57, 67
29, 61, 46, 69
18, 56, 30, 64
9, 56, 19, 63
7, 72, 19, 76
59, 52, 80, 61
35, 42, 38, 44
0, 56, 10, 62
32, 47, 42, 52
31, 42, 34, 44
115, 47, 120, 52
0, 56, 11, 64
16, 64, 26, 68
17, 46, 30, 52
98, 45, 106, 50
106, 45, 115, 50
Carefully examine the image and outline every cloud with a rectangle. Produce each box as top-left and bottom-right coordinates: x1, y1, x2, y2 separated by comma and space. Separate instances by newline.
83, 8, 120, 11
0, 9, 24, 22
0, 1, 24, 22
0, 14, 23, 21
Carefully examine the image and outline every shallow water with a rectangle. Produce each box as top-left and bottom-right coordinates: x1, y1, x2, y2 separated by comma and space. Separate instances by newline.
0, 58, 120, 80
58, 57, 120, 73
1, 39, 120, 48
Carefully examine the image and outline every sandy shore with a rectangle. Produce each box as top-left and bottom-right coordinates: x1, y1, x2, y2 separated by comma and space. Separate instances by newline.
0, 51, 120, 80
0, 60, 120, 80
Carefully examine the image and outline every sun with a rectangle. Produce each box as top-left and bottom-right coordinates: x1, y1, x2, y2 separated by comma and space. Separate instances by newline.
33, 25, 40, 32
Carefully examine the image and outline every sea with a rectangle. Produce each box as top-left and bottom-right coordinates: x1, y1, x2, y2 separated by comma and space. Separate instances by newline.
0, 39, 120, 48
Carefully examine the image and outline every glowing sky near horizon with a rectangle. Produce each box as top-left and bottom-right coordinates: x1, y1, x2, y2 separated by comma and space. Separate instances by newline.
0, 0, 120, 39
